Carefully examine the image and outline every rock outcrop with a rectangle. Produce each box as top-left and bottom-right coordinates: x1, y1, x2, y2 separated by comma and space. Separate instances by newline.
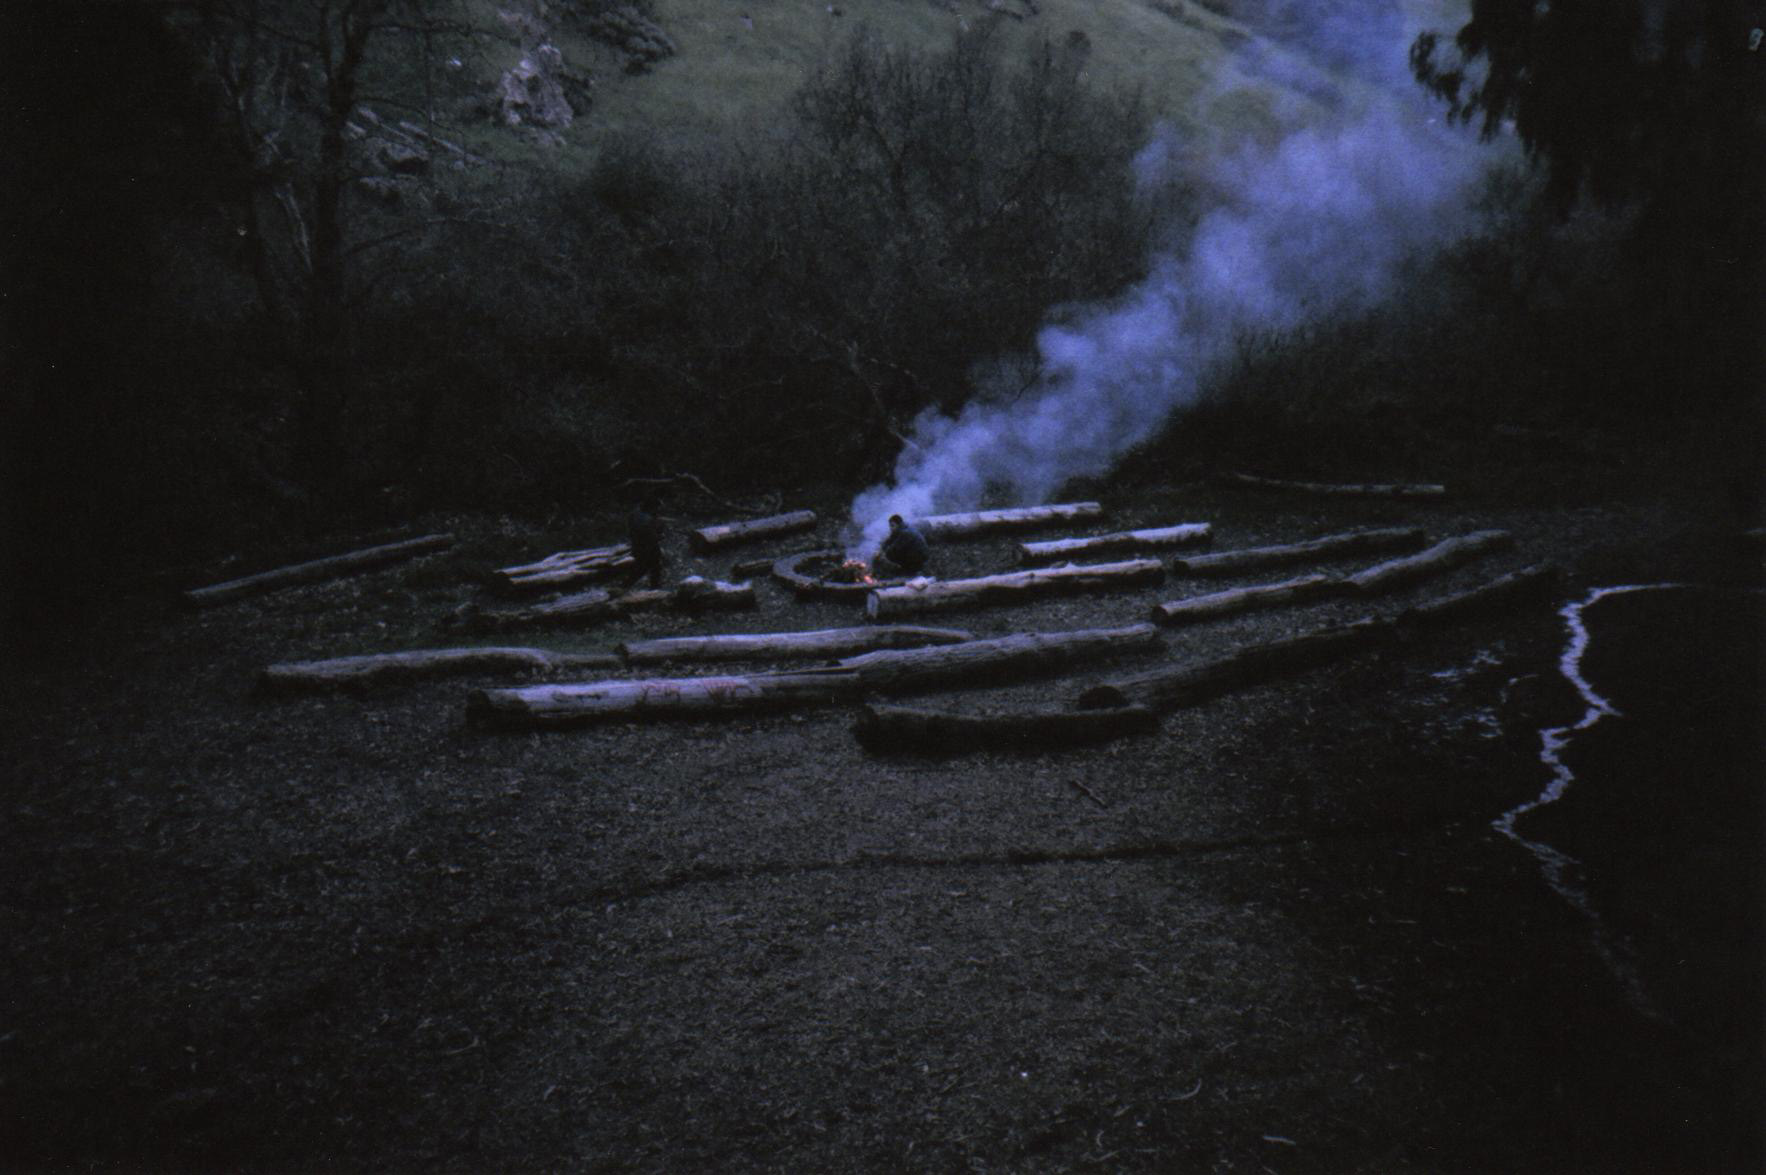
498, 43, 575, 128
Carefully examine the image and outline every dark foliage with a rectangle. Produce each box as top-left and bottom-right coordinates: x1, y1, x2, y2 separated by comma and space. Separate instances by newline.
2, 1, 239, 638
557, 24, 1153, 487
1404, 1, 1762, 432
1412, 1, 1764, 218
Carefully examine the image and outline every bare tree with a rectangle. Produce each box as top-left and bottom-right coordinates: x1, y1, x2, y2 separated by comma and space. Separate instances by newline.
174, 0, 492, 492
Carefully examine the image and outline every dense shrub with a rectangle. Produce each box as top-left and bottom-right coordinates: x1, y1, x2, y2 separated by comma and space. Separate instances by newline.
559, 24, 1154, 485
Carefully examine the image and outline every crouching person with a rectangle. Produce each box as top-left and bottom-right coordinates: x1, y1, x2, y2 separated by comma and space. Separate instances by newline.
874, 514, 929, 576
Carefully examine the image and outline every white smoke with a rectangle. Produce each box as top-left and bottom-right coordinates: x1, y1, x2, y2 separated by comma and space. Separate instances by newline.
849, 23, 1490, 551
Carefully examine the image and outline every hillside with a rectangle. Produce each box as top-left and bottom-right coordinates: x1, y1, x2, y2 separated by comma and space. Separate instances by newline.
433, 1, 1467, 168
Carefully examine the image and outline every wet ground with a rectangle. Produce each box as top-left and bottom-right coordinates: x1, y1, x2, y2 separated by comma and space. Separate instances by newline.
1, 468, 1760, 1172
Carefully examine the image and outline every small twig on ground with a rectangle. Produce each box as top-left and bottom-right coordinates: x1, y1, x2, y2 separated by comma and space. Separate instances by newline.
1070, 779, 1109, 809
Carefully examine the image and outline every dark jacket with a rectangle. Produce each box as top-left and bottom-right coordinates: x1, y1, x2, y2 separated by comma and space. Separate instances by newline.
879, 520, 930, 574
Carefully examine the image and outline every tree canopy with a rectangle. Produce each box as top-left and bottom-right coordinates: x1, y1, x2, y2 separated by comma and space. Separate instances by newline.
1411, 0, 1764, 243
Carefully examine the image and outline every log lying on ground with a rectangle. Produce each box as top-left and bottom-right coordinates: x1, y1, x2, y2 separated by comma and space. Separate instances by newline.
1172, 527, 1425, 577
916, 502, 1104, 540
1343, 530, 1514, 596
259, 647, 621, 694
1076, 618, 1393, 711
468, 669, 861, 728
854, 702, 1157, 754
183, 533, 454, 607
462, 579, 749, 633
1020, 523, 1212, 565
689, 509, 818, 552
1398, 563, 1560, 626
865, 558, 1165, 620
838, 623, 1161, 692
1221, 472, 1447, 499
490, 545, 632, 596
730, 557, 775, 580
674, 576, 758, 611
1151, 573, 1337, 625
462, 588, 623, 632
620, 625, 973, 666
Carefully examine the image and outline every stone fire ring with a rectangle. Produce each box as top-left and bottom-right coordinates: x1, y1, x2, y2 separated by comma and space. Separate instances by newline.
772, 549, 905, 601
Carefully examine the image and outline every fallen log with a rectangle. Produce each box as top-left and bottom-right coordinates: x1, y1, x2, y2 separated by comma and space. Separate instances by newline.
674, 576, 758, 611
258, 646, 622, 694
459, 585, 672, 633
490, 545, 632, 595
1221, 472, 1447, 499
730, 557, 775, 580
1172, 527, 1425, 577
865, 558, 1165, 620
838, 623, 1161, 692
689, 509, 818, 552
854, 702, 1158, 753
495, 544, 627, 580
620, 625, 973, 666
1399, 563, 1560, 626
1151, 573, 1336, 625
183, 533, 455, 607
916, 501, 1104, 539
1076, 618, 1393, 711
1343, 530, 1514, 595
461, 588, 619, 632
467, 668, 861, 728
1020, 522, 1212, 565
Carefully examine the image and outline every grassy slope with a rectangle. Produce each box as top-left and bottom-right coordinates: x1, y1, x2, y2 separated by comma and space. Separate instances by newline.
444, 1, 1473, 170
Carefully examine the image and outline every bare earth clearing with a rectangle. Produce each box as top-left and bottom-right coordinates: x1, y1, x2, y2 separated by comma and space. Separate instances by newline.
2, 461, 1760, 1172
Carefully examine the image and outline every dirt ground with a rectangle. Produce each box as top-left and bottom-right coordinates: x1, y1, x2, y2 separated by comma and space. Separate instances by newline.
3, 446, 1761, 1172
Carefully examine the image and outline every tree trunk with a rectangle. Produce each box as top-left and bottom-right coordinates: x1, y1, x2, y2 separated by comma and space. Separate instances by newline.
1020, 522, 1212, 565
293, 8, 374, 498
1076, 618, 1393, 711
915, 501, 1104, 539
467, 668, 862, 728
1399, 563, 1560, 626
1343, 530, 1514, 595
854, 702, 1158, 753
183, 533, 454, 607
1151, 573, 1337, 625
1172, 527, 1425, 576
620, 625, 974, 666
689, 509, 819, 551
838, 623, 1161, 692
490, 546, 634, 595
1220, 472, 1447, 499
865, 558, 1165, 620
259, 646, 621, 694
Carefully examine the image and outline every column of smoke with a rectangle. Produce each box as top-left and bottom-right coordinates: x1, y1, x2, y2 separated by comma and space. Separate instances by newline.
848, 17, 1488, 553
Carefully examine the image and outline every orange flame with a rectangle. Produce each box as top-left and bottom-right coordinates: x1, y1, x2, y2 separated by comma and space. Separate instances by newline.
840, 559, 879, 586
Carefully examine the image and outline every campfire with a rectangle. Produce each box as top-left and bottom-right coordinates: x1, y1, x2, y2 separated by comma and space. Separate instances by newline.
833, 559, 879, 586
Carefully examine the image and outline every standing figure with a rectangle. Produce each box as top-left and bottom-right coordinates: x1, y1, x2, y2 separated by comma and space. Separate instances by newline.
874, 513, 930, 576
625, 494, 665, 589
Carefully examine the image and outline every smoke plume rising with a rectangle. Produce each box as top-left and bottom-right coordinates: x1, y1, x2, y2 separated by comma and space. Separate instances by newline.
849, 16, 1488, 551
